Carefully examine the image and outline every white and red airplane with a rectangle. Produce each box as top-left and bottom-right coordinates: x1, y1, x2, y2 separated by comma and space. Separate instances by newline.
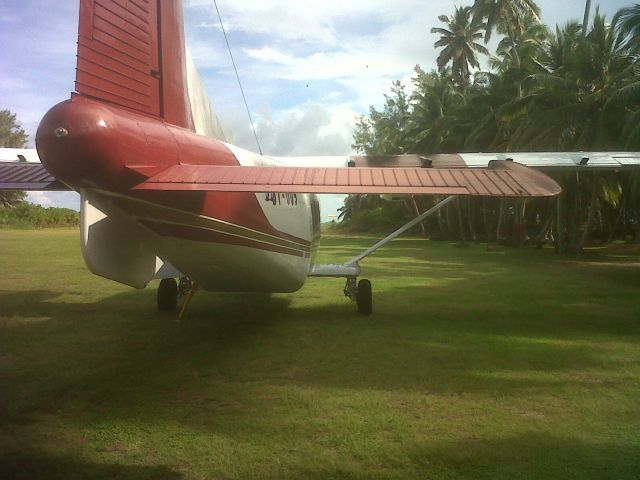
1, 0, 635, 316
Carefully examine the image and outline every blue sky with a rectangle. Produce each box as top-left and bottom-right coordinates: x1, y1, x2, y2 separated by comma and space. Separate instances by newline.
0, 0, 632, 215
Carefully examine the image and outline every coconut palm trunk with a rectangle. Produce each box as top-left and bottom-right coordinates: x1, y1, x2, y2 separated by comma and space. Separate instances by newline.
582, 0, 592, 36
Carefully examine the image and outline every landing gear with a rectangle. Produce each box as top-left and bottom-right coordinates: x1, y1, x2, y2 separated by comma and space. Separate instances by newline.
356, 279, 372, 315
178, 276, 193, 298
313, 196, 459, 317
344, 277, 373, 315
157, 278, 178, 311
157, 276, 199, 319
178, 278, 199, 320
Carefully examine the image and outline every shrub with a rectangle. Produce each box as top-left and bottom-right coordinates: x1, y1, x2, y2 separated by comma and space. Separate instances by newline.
0, 203, 79, 229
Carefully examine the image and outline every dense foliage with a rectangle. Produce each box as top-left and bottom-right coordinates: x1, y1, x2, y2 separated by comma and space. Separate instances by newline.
0, 203, 79, 229
0, 109, 28, 148
345, 2, 640, 251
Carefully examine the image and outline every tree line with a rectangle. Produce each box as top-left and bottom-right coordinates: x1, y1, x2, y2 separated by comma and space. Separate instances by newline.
341, 2, 640, 252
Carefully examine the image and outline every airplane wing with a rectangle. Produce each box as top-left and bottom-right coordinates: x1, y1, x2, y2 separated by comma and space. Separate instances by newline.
0, 161, 69, 191
6, 147, 639, 196
0, 148, 69, 191
349, 152, 640, 169
0, 147, 42, 163
133, 160, 561, 197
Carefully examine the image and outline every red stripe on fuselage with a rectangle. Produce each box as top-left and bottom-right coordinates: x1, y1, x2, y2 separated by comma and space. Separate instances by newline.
116, 190, 311, 249
139, 219, 310, 257
98, 188, 311, 255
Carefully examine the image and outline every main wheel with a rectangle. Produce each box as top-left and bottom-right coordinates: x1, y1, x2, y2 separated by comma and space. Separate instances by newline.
356, 279, 372, 315
157, 278, 178, 311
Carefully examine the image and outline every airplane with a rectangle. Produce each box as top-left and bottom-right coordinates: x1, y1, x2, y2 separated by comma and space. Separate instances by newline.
0, 0, 635, 317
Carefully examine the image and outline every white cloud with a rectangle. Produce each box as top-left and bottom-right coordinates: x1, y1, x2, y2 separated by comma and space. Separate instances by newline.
186, 0, 434, 45
27, 191, 52, 207
244, 47, 294, 66
27, 191, 80, 211
222, 101, 357, 156
184, 0, 453, 128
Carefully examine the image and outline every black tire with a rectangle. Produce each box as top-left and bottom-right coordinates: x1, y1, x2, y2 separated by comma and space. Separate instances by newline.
356, 279, 372, 315
157, 278, 178, 311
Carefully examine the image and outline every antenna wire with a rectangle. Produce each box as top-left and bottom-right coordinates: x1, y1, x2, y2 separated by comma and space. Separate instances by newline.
213, 0, 263, 154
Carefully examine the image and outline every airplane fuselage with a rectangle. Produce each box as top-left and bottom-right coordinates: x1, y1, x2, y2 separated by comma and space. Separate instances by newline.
37, 95, 320, 292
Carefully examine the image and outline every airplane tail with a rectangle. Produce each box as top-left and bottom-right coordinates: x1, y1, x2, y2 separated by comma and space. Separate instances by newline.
75, 0, 223, 137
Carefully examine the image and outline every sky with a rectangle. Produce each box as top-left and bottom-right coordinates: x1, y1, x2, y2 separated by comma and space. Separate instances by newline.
0, 0, 633, 217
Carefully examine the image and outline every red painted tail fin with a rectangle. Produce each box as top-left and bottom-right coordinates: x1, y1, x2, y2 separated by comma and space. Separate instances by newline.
75, 0, 194, 130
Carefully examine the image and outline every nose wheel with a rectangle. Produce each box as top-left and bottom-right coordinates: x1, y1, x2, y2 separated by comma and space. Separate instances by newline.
344, 277, 373, 315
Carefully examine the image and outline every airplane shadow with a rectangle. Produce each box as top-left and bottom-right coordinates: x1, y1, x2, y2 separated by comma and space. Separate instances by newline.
4, 432, 636, 480
286, 432, 640, 479
0, 275, 633, 404
0, 453, 181, 480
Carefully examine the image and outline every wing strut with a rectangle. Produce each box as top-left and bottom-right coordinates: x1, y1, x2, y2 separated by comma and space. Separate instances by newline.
345, 195, 457, 266
310, 195, 458, 315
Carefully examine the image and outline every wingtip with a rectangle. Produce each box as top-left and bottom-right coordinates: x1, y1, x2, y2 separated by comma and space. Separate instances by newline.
489, 159, 563, 197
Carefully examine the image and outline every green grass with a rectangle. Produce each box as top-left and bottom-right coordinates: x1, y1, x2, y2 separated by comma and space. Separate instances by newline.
1, 228, 640, 479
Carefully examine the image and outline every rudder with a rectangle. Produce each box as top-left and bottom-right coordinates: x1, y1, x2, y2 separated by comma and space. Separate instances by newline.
75, 0, 194, 130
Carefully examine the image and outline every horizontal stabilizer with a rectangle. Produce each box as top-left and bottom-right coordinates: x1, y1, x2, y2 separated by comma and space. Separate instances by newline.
134, 160, 562, 197
0, 162, 69, 191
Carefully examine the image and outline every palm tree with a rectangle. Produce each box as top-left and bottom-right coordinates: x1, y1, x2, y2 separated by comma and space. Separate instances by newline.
409, 67, 465, 153
346, 3, 640, 243
499, 11, 633, 151
472, 0, 541, 67
463, 72, 522, 151
504, 12, 637, 250
431, 6, 489, 89
491, 14, 548, 73
614, 4, 640, 53
582, 0, 592, 36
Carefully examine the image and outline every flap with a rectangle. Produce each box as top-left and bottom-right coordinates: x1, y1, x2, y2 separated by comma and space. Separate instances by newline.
134, 160, 562, 197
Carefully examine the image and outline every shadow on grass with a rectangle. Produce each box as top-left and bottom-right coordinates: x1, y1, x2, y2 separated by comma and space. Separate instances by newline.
0, 288, 292, 323
0, 452, 181, 480
409, 432, 640, 480
563, 260, 640, 288
3, 432, 636, 480
0, 279, 631, 423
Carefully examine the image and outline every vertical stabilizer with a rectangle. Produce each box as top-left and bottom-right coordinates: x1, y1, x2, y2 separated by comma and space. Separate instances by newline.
75, 0, 194, 130
185, 49, 226, 141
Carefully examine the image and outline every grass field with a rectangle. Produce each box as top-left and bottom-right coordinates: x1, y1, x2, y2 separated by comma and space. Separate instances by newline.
1, 228, 639, 479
